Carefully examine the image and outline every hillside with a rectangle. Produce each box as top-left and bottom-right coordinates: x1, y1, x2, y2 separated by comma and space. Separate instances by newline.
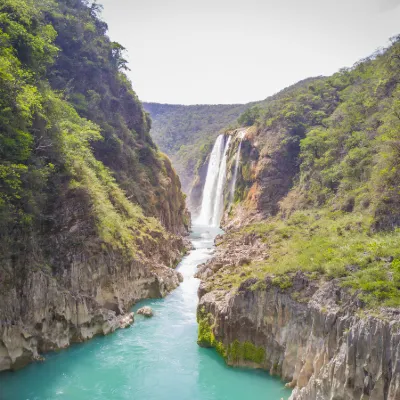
196, 37, 400, 399
144, 78, 321, 213
0, 0, 188, 371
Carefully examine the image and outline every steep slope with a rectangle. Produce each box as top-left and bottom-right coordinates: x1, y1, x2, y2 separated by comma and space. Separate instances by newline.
0, 0, 188, 371
196, 38, 400, 399
144, 78, 319, 214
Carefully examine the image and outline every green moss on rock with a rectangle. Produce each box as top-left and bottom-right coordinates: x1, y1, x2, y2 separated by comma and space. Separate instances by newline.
197, 312, 227, 357
227, 340, 265, 365
197, 310, 265, 366
197, 313, 213, 347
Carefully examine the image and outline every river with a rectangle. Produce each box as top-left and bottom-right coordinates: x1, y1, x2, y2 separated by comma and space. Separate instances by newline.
0, 225, 291, 400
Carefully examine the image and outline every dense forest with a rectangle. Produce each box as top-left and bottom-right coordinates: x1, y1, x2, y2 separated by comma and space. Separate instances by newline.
0, 0, 188, 254
0, 0, 188, 371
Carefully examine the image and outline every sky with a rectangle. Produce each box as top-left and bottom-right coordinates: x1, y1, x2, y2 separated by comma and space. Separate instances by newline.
99, 0, 400, 105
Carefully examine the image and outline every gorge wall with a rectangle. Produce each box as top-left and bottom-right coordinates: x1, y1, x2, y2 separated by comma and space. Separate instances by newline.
0, 0, 189, 371
196, 233, 400, 400
195, 38, 400, 399
199, 279, 400, 399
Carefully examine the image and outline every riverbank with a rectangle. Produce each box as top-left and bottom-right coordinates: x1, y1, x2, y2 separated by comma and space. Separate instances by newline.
0, 225, 291, 400
196, 224, 400, 400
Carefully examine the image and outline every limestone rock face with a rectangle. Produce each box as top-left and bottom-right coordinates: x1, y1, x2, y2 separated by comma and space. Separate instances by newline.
198, 276, 400, 400
0, 260, 181, 372
188, 156, 209, 217
0, 219, 190, 372
117, 313, 135, 329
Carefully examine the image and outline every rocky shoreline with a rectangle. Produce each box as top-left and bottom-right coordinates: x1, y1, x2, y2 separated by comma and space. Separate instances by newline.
0, 236, 191, 372
196, 231, 400, 400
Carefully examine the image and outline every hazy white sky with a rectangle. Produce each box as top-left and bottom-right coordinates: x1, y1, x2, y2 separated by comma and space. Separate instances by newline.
99, 0, 400, 105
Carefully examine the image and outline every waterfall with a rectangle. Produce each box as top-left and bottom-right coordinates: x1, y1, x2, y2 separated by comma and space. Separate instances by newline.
211, 136, 231, 226
196, 135, 225, 226
196, 134, 231, 227
229, 130, 246, 204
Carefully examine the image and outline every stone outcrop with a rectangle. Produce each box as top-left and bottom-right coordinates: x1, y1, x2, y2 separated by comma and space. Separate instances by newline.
196, 228, 400, 400
118, 312, 135, 329
198, 269, 400, 400
137, 306, 154, 317
199, 277, 400, 399
0, 189, 190, 372
0, 244, 184, 371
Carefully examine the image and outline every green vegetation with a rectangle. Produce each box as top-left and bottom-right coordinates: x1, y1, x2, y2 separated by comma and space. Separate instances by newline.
143, 103, 249, 155
197, 309, 265, 364
209, 209, 400, 307
237, 106, 261, 127
205, 37, 400, 309
227, 340, 265, 365
0, 0, 186, 275
45, 0, 186, 228
197, 310, 226, 358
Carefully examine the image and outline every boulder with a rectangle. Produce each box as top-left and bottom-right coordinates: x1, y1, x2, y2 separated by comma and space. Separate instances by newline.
137, 306, 154, 317
118, 312, 134, 329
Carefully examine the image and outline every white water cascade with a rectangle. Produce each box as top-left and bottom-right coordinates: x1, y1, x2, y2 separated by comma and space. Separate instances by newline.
229, 130, 246, 204
211, 136, 231, 226
196, 134, 231, 227
196, 135, 225, 226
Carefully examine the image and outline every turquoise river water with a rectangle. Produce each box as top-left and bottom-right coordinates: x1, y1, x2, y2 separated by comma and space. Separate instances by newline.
0, 225, 291, 400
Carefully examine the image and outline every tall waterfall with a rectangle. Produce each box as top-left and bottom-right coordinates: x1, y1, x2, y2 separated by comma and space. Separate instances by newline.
211, 136, 231, 226
196, 135, 225, 226
196, 135, 231, 227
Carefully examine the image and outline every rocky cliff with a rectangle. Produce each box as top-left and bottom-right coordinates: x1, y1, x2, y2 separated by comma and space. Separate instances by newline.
0, 220, 187, 371
196, 229, 400, 400
198, 277, 400, 400
0, 0, 189, 371
196, 37, 400, 399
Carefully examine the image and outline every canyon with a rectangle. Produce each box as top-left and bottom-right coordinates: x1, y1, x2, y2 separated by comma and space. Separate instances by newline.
1, 1, 400, 399
146, 37, 400, 399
